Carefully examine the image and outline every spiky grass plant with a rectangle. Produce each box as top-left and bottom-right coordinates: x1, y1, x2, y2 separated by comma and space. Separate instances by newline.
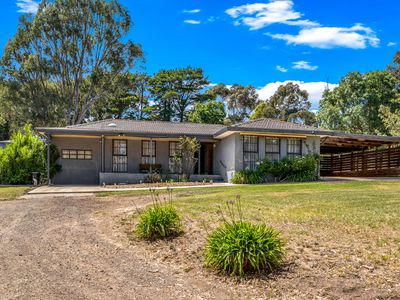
136, 188, 182, 239
204, 196, 285, 276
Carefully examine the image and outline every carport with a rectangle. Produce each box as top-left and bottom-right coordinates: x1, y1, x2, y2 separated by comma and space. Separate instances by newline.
320, 133, 400, 177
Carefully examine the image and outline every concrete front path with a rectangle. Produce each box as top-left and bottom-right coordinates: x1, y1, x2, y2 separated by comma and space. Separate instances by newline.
29, 183, 234, 194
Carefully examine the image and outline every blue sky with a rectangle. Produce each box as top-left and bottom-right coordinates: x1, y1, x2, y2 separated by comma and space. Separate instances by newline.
1, 0, 399, 109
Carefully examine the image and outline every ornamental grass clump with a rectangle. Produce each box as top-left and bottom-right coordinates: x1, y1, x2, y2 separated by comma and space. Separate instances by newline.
204, 197, 285, 276
136, 188, 182, 239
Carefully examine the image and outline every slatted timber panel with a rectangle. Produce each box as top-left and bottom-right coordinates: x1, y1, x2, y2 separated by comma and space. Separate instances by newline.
321, 146, 400, 176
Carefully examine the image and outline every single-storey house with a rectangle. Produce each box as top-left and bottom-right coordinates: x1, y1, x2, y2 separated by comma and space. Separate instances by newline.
37, 118, 400, 184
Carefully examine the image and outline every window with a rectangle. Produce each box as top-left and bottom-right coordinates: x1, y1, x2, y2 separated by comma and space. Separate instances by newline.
287, 139, 302, 159
265, 138, 280, 161
61, 149, 92, 160
141, 140, 156, 164
169, 141, 181, 173
243, 136, 259, 170
112, 140, 127, 172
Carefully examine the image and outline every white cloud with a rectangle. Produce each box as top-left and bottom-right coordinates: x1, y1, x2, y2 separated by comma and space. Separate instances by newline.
184, 20, 201, 25
387, 42, 397, 47
16, 0, 39, 13
269, 24, 380, 49
183, 9, 201, 14
292, 61, 318, 71
225, 0, 318, 30
257, 80, 338, 108
276, 65, 288, 72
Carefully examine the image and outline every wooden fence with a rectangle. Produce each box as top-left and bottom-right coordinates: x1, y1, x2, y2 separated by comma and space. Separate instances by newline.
320, 146, 400, 176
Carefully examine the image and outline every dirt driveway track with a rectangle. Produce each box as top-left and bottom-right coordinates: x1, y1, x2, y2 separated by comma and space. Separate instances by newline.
0, 194, 233, 300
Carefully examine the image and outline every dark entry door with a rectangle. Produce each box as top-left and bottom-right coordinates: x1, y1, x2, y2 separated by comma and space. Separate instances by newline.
194, 143, 214, 175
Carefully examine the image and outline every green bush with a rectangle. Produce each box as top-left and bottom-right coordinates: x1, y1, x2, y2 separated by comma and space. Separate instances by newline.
231, 170, 263, 184
204, 199, 285, 276
136, 190, 182, 239
269, 155, 319, 182
231, 155, 319, 184
0, 124, 61, 184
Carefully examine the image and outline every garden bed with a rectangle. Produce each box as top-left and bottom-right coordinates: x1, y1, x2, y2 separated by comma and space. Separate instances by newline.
104, 181, 213, 189
113, 181, 400, 299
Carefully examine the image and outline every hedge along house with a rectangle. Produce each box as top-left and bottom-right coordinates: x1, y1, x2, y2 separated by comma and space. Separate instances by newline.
36, 118, 400, 185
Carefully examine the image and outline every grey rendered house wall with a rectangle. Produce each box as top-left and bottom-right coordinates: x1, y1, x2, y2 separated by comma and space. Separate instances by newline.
303, 136, 320, 155
214, 133, 242, 181
103, 139, 171, 173
52, 134, 321, 184
230, 134, 321, 174
52, 136, 101, 184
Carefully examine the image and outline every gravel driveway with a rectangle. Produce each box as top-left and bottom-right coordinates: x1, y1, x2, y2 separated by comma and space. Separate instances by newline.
0, 194, 233, 300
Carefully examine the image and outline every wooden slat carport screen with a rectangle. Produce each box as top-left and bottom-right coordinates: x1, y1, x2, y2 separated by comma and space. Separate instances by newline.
320, 146, 400, 176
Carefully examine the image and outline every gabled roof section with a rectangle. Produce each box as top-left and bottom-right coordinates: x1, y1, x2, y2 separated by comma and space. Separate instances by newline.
214, 118, 333, 137
37, 119, 225, 138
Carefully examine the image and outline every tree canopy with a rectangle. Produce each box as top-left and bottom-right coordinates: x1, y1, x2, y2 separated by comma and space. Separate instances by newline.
0, 0, 143, 127
149, 67, 210, 122
251, 82, 316, 125
209, 83, 259, 124
187, 100, 226, 124
91, 73, 151, 121
318, 71, 399, 135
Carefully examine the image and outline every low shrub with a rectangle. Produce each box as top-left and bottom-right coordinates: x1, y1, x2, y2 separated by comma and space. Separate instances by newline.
136, 189, 182, 239
231, 170, 263, 184
144, 172, 162, 183
269, 155, 319, 182
204, 198, 285, 276
231, 154, 319, 184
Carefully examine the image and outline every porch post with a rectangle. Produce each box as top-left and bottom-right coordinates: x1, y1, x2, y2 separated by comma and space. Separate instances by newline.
101, 135, 105, 173
150, 138, 153, 173
47, 135, 51, 186
197, 143, 201, 175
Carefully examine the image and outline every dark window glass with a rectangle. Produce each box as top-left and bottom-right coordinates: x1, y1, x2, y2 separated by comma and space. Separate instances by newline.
243, 136, 259, 170
61, 149, 92, 160
112, 140, 127, 172
113, 140, 127, 155
141, 140, 156, 164
287, 139, 302, 159
265, 138, 280, 161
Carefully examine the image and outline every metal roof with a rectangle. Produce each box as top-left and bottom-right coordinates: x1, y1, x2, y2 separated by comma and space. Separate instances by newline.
214, 118, 332, 136
36, 118, 400, 146
37, 119, 225, 138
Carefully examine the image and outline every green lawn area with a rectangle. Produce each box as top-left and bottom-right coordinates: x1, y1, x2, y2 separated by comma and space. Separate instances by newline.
101, 181, 400, 229
0, 186, 29, 201
105, 180, 400, 297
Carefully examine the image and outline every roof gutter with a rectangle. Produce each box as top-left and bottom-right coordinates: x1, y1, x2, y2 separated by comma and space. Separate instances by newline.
35, 128, 218, 140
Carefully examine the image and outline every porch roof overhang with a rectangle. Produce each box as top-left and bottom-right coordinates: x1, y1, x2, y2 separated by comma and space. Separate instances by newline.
213, 127, 328, 139
36, 127, 219, 141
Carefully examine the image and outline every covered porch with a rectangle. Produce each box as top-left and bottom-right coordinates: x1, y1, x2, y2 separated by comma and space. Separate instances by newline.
99, 136, 221, 184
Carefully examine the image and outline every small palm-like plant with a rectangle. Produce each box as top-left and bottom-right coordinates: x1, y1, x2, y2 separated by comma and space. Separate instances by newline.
204, 197, 285, 276
136, 188, 182, 239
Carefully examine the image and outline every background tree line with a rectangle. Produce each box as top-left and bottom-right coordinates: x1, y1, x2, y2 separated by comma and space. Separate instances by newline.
0, 0, 399, 141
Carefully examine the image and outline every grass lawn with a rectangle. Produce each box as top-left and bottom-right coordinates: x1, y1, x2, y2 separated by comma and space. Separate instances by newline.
102, 181, 400, 229
0, 186, 29, 201
106, 180, 400, 298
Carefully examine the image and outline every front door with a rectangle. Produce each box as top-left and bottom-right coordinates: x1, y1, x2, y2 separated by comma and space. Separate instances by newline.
194, 143, 214, 175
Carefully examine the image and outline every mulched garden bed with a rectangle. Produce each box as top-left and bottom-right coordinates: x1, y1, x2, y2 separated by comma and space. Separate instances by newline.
105, 181, 213, 189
